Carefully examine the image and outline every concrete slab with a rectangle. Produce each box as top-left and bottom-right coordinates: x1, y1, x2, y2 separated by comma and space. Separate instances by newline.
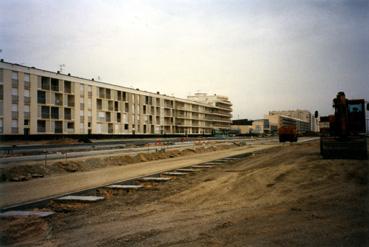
222, 157, 241, 160
176, 168, 199, 172
192, 165, 214, 168
203, 162, 224, 165
0, 210, 55, 218
163, 172, 187, 176
56, 195, 105, 202
139, 177, 172, 182
106, 184, 143, 190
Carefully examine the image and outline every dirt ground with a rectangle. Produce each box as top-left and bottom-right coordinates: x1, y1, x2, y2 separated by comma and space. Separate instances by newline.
1, 141, 368, 246
0, 143, 238, 182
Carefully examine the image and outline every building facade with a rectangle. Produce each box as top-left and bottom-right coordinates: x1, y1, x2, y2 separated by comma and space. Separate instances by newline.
0, 60, 232, 136
266, 114, 310, 134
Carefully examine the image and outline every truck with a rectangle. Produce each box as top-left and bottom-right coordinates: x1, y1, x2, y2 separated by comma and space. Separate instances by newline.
278, 125, 298, 142
320, 92, 369, 159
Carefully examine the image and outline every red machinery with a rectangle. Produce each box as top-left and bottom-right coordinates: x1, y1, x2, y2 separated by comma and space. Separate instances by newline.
320, 92, 369, 159
278, 125, 298, 142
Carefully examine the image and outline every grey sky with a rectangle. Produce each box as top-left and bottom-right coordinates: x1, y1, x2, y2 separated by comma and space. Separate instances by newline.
1, 0, 368, 119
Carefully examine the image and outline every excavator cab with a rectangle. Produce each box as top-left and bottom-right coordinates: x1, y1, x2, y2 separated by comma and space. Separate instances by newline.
320, 92, 368, 159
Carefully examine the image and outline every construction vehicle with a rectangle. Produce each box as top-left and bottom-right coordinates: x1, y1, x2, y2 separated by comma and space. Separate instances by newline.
320, 91, 369, 159
278, 125, 298, 142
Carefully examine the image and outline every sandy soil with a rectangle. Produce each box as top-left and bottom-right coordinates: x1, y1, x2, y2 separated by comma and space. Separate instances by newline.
1, 141, 368, 246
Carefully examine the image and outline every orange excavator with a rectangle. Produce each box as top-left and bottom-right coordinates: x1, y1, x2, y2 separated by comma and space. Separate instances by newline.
320, 92, 369, 159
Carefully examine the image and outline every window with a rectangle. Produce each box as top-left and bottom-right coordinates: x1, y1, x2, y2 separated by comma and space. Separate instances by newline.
88, 86, 92, 97
80, 84, 84, 96
124, 124, 129, 130
24, 119, 29, 125
41, 106, 50, 118
12, 120, 18, 128
0, 85, 3, 100
80, 123, 84, 132
12, 88, 18, 96
99, 88, 105, 98
12, 71, 18, 80
24, 89, 30, 97
0, 69, 3, 83
80, 110, 84, 117
0, 119, 3, 133
64, 108, 72, 120
24, 73, 30, 82
37, 120, 46, 132
24, 105, 30, 113
51, 78, 59, 91
125, 103, 129, 112
38, 91, 46, 104
51, 107, 59, 119
67, 95, 75, 107
55, 93, 63, 105
98, 111, 105, 121
55, 121, 63, 133
88, 99, 92, 109
97, 99, 102, 110
41, 77, 49, 90
67, 122, 74, 129
12, 104, 18, 112
64, 81, 72, 93
117, 112, 121, 122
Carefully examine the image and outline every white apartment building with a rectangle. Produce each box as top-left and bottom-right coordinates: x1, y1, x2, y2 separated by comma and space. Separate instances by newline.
0, 60, 232, 136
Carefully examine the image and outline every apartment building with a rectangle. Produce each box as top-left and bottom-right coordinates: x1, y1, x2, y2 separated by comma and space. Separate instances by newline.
0, 60, 232, 136
268, 109, 314, 131
266, 114, 310, 134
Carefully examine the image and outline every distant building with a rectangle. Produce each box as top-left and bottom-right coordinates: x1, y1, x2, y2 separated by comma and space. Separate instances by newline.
230, 118, 270, 135
230, 118, 253, 135
268, 109, 318, 132
266, 114, 310, 134
251, 119, 270, 134
0, 61, 232, 136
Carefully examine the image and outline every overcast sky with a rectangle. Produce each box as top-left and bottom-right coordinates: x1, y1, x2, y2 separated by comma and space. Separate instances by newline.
0, 0, 368, 119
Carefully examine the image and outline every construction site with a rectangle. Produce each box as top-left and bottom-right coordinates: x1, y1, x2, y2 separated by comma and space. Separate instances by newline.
1, 1, 369, 246
0, 64, 369, 247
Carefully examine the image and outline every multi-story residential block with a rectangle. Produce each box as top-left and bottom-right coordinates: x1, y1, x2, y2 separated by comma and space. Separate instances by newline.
268, 109, 313, 132
266, 114, 310, 134
0, 60, 232, 136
